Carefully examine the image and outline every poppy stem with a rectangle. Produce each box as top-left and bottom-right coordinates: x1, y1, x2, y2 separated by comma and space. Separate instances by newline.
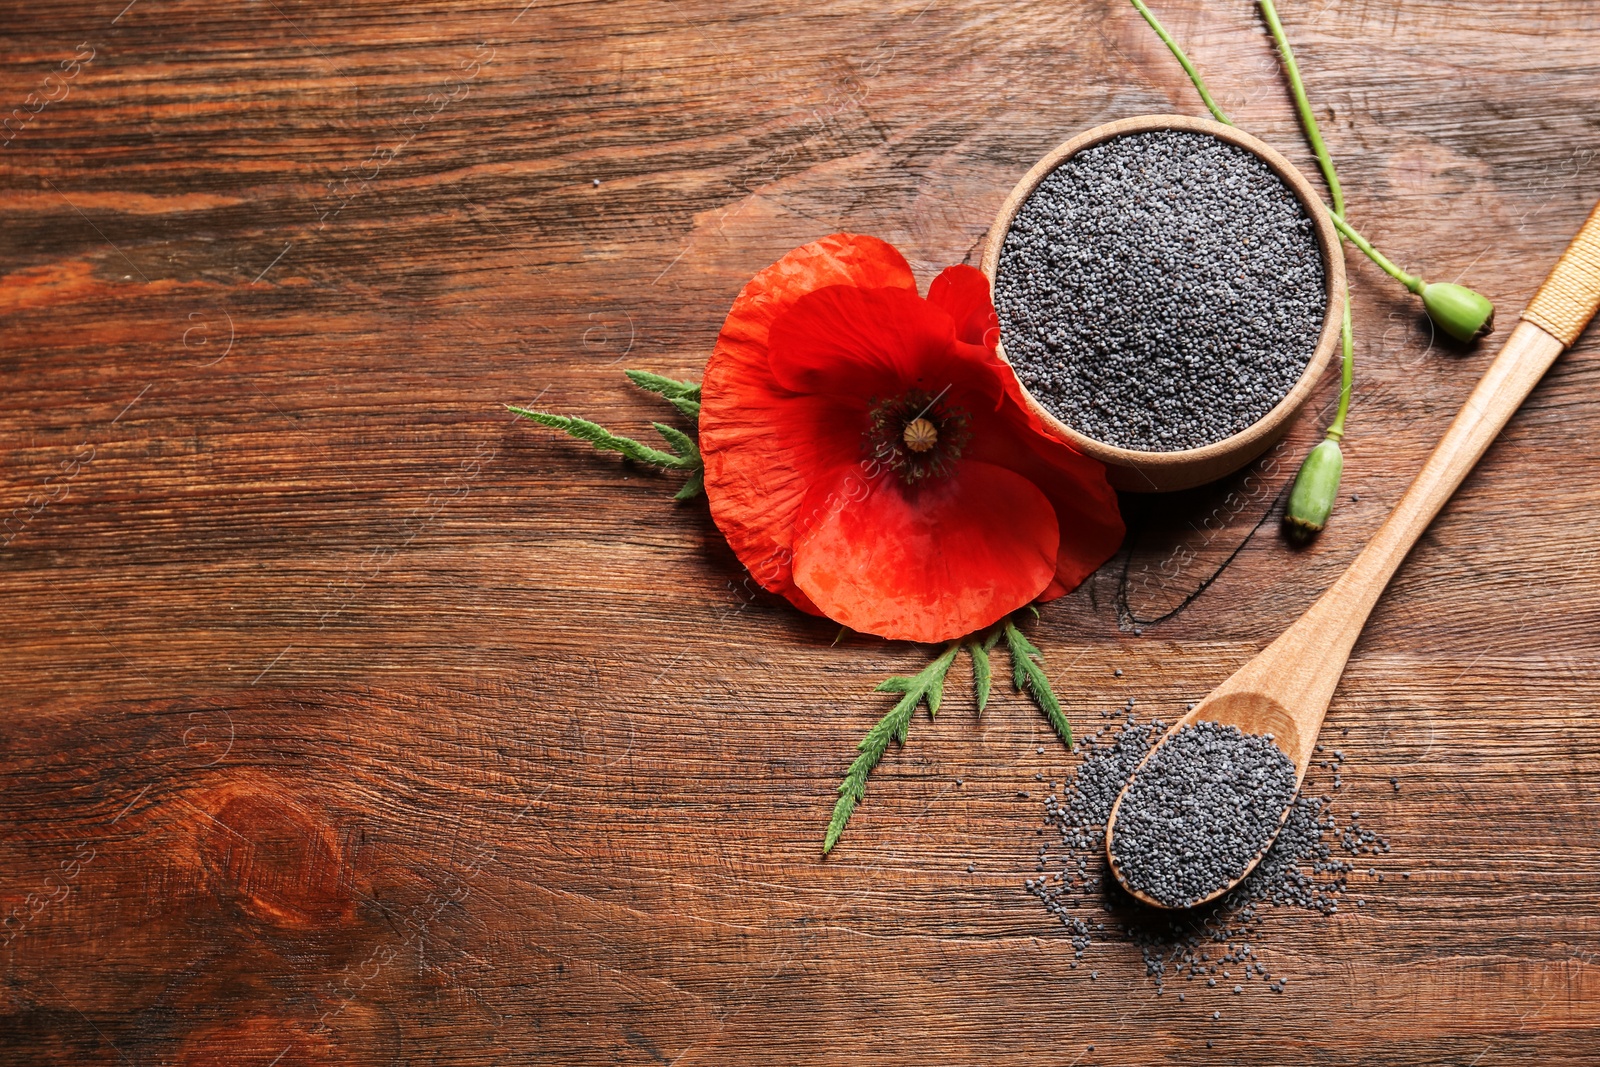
1127, 0, 1231, 125
1127, 0, 1424, 300
1327, 296, 1353, 442
1257, 0, 1356, 444
1329, 212, 1423, 294
1259, 0, 1341, 217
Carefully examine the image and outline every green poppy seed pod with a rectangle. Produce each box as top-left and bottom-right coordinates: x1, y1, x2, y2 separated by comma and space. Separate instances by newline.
1421, 282, 1495, 343
1284, 438, 1344, 542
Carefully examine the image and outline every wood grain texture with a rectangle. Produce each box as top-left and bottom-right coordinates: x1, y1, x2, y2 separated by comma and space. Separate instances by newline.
3, 0, 1600, 1063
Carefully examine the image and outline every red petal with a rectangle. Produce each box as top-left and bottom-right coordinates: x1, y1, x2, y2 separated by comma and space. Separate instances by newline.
968, 396, 1125, 601
927, 264, 1001, 348
700, 234, 915, 611
769, 284, 980, 400
790, 461, 1059, 643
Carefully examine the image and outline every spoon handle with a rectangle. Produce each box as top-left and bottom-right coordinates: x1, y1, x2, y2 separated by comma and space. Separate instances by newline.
1217, 201, 1600, 768
1525, 199, 1600, 349
1313, 200, 1600, 642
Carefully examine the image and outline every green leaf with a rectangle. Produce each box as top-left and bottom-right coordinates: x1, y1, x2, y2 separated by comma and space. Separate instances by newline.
824, 643, 959, 855
968, 641, 992, 715
507, 406, 691, 470
673, 467, 705, 501
1003, 618, 1072, 748
626, 369, 702, 401
668, 395, 702, 421
652, 422, 701, 466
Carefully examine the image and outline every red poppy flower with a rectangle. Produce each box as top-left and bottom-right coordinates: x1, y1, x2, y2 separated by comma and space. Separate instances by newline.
699, 233, 1124, 643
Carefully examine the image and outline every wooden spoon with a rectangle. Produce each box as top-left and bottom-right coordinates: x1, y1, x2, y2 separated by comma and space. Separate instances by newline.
1105, 200, 1600, 910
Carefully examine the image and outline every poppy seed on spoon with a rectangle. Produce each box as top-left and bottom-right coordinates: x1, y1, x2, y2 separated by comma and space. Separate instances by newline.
1110, 721, 1300, 909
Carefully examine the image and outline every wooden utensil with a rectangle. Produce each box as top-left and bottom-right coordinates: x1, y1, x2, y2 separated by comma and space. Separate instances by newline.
1105, 200, 1600, 910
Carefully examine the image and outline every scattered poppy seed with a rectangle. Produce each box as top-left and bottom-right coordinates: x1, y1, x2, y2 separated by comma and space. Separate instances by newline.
1114, 669, 1124, 677
1027, 705, 1388, 998
993, 130, 1325, 452
591, 178, 600, 187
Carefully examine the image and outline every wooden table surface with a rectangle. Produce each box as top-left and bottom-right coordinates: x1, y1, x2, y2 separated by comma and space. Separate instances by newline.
4, 0, 1600, 1062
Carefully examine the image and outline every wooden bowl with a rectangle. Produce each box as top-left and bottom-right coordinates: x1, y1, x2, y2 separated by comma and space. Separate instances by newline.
980, 115, 1346, 493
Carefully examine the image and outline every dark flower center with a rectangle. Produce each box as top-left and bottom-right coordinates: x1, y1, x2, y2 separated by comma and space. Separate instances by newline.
867, 389, 970, 484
